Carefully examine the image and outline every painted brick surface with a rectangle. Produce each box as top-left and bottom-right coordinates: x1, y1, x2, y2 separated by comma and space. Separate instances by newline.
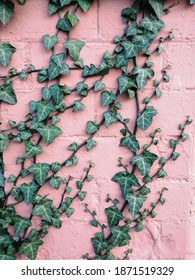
0, 0, 195, 260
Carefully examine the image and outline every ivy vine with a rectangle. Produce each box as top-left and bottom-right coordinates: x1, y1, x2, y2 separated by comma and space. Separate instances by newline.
0, 0, 194, 260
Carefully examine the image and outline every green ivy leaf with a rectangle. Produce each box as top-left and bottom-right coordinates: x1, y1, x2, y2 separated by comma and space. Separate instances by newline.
112, 171, 140, 197
0, 134, 9, 153
132, 66, 154, 91
65, 156, 78, 167
22, 142, 42, 159
32, 199, 53, 222
37, 68, 48, 83
86, 121, 98, 134
101, 91, 116, 106
67, 13, 79, 26
36, 124, 62, 146
48, 54, 70, 80
86, 138, 97, 151
135, 221, 145, 232
49, 176, 62, 190
66, 207, 74, 218
20, 182, 39, 205
0, 81, 17, 105
36, 101, 55, 122
91, 232, 109, 255
137, 106, 158, 131
90, 220, 98, 227
49, 84, 64, 105
42, 34, 58, 51
104, 111, 120, 127
111, 226, 130, 247
68, 142, 78, 151
14, 217, 32, 238
78, 191, 87, 201
41, 87, 52, 101
105, 206, 124, 227
120, 135, 140, 152
126, 193, 146, 218
48, 0, 60, 15
0, 1, 14, 25
131, 150, 158, 176
18, 237, 43, 260
94, 80, 106, 92
77, 0, 93, 12
29, 163, 50, 185
157, 168, 167, 178
73, 100, 85, 112
64, 40, 85, 61
149, 0, 164, 18
56, 11, 71, 31
120, 41, 141, 59
60, 0, 72, 7
118, 76, 136, 94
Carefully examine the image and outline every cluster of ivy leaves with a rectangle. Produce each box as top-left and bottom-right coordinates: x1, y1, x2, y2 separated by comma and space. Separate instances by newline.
0, 0, 194, 260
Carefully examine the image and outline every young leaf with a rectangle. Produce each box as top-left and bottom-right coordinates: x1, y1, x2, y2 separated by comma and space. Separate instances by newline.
64, 40, 85, 61
68, 142, 78, 151
86, 138, 97, 151
65, 156, 78, 167
78, 191, 87, 201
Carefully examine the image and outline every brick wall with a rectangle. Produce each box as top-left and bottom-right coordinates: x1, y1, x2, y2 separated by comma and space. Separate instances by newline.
0, 0, 195, 259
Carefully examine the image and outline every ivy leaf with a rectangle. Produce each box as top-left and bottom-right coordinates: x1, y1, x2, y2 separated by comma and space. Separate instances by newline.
0, 254, 15, 260
0, 43, 16, 67
49, 84, 64, 105
48, 0, 60, 15
78, 191, 87, 201
18, 237, 43, 260
120, 135, 140, 152
65, 156, 78, 167
105, 206, 124, 227
86, 121, 98, 134
36, 101, 55, 122
32, 199, 53, 222
36, 124, 62, 146
111, 226, 130, 247
118, 76, 136, 94
60, 0, 72, 6
68, 142, 78, 151
0, 81, 17, 105
137, 106, 158, 131
120, 41, 141, 59
42, 34, 58, 51
22, 142, 42, 159
149, 0, 164, 18
14, 217, 32, 238
49, 176, 62, 190
67, 13, 79, 26
104, 111, 120, 127
157, 168, 167, 178
0, 134, 9, 153
91, 232, 109, 255
0, 1, 14, 25
126, 193, 146, 218
77, 0, 93, 12
132, 66, 154, 91
94, 80, 106, 92
37, 68, 48, 83
29, 163, 50, 185
86, 138, 97, 151
101, 91, 116, 106
73, 100, 85, 112
112, 171, 140, 197
20, 182, 39, 205
131, 150, 158, 176
115, 53, 128, 69
64, 40, 85, 61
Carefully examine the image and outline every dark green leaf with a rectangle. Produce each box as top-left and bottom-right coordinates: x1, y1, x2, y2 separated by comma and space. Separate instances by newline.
68, 142, 78, 151
20, 182, 39, 205
22, 142, 42, 159
56, 11, 71, 31
0, 1, 14, 25
65, 156, 78, 167
49, 176, 62, 189
86, 121, 98, 134
94, 80, 106, 92
32, 199, 53, 222
14, 217, 31, 238
77, 0, 93, 12
86, 138, 97, 151
131, 150, 158, 176
42, 34, 58, 51
126, 193, 146, 218
0, 134, 9, 152
137, 106, 158, 131
111, 226, 130, 247
0, 81, 17, 105
73, 100, 85, 112
149, 0, 164, 18
118, 76, 136, 94
36, 124, 62, 146
29, 163, 50, 185
64, 40, 85, 61
18, 237, 43, 260
101, 91, 116, 106
120, 135, 140, 152
105, 206, 124, 227
91, 232, 109, 255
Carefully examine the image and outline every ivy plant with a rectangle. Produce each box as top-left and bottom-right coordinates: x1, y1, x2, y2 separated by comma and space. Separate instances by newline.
0, 0, 194, 260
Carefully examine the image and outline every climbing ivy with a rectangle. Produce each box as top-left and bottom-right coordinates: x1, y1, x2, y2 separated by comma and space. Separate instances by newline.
0, 0, 194, 260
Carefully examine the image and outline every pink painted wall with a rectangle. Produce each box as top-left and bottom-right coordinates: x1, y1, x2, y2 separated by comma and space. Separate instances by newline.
0, 0, 195, 259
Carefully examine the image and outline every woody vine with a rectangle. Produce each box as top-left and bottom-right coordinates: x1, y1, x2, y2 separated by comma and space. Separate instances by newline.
0, 0, 194, 260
